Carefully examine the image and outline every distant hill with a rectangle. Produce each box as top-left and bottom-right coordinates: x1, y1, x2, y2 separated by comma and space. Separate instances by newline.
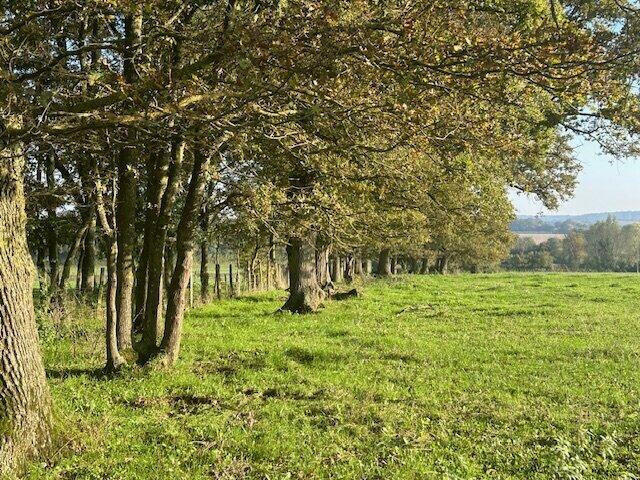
511, 211, 640, 233
517, 211, 640, 225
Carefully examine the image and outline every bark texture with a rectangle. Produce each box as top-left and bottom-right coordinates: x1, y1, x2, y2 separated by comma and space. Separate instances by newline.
115, 145, 137, 351
0, 122, 52, 474
115, 6, 142, 351
138, 139, 183, 362
281, 234, 324, 313
95, 172, 126, 372
155, 152, 210, 366
134, 151, 169, 332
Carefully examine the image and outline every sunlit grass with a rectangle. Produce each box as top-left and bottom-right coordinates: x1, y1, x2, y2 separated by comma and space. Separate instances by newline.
27, 273, 640, 479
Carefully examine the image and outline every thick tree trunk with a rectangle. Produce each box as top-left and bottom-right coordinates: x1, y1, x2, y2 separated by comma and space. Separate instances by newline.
281, 234, 325, 313
155, 152, 210, 367
0, 122, 52, 474
138, 139, 184, 362
115, 145, 137, 352
377, 248, 391, 276
390, 255, 397, 275
200, 241, 209, 302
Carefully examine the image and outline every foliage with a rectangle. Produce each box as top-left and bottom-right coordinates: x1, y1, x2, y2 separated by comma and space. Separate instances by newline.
504, 217, 640, 272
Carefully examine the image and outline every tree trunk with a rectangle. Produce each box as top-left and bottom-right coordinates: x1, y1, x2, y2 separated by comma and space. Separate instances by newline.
377, 248, 391, 276
134, 151, 170, 332
138, 139, 184, 362
115, 6, 142, 352
408, 257, 418, 274
330, 255, 343, 283
200, 241, 209, 302
419, 257, 429, 274
315, 235, 331, 288
164, 244, 175, 294
390, 255, 397, 275
36, 246, 46, 291
155, 152, 210, 367
76, 247, 84, 291
344, 254, 354, 283
267, 234, 275, 290
115, 145, 137, 352
45, 155, 59, 289
105, 237, 125, 372
94, 166, 126, 372
58, 223, 89, 289
215, 263, 221, 300
354, 254, 362, 275
81, 207, 96, 292
436, 255, 449, 274
0, 121, 52, 474
281, 234, 325, 313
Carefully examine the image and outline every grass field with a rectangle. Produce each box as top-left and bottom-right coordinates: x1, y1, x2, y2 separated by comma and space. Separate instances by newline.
26, 273, 640, 479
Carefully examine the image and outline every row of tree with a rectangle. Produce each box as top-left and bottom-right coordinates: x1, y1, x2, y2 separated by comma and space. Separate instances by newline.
505, 218, 640, 272
2, 0, 640, 474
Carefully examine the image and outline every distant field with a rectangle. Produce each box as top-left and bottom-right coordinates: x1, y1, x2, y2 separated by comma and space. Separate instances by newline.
31, 273, 640, 479
516, 232, 566, 244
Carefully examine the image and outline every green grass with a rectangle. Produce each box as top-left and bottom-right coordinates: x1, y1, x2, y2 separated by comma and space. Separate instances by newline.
26, 273, 640, 479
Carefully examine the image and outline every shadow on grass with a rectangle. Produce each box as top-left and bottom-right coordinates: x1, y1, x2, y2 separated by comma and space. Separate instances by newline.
46, 367, 118, 380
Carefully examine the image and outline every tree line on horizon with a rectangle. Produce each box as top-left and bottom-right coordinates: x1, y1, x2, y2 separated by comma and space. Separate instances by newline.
2, 0, 640, 474
505, 217, 640, 272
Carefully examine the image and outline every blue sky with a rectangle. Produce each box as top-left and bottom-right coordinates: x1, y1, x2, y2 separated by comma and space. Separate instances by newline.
510, 140, 640, 216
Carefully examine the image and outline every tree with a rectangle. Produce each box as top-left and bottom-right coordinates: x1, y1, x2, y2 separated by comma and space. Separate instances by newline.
0, 117, 52, 473
563, 231, 588, 270
584, 217, 622, 271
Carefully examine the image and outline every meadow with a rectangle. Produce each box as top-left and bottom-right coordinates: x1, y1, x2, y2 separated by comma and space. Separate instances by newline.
27, 273, 640, 479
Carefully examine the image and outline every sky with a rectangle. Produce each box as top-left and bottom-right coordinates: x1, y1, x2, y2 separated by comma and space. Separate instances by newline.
510, 140, 640, 216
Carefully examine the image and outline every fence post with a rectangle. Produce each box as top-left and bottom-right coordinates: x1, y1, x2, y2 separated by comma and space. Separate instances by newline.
215, 263, 221, 300
189, 267, 193, 309
229, 264, 234, 297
